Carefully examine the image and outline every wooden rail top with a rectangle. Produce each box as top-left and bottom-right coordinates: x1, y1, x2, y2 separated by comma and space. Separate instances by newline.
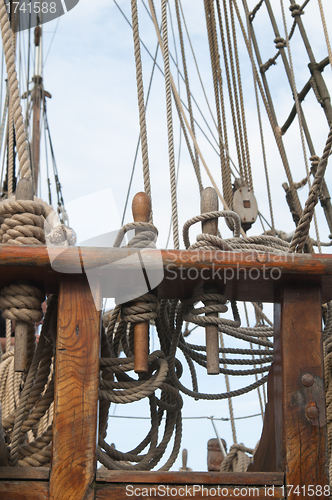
0, 245, 332, 302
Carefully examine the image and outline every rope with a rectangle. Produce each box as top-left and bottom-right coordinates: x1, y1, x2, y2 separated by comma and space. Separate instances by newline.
205, 0, 233, 208
290, 126, 332, 252
231, 0, 302, 222
8, 10, 17, 198
279, 0, 318, 253
317, 0, 332, 71
174, 0, 203, 194
0, 0, 31, 180
220, 443, 253, 472
130, 0, 152, 206
161, 0, 179, 249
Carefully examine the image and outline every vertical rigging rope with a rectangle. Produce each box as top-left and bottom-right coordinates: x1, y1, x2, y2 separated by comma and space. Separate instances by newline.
161, 0, 179, 249
317, 0, 332, 71
204, 0, 233, 209
228, 0, 253, 191
280, 0, 318, 252
174, 0, 203, 194
231, 0, 302, 221
130, 0, 152, 208
0, 0, 31, 180
8, 9, 17, 198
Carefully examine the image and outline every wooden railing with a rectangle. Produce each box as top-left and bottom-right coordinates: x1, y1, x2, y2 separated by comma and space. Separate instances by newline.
0, 245, 330, 499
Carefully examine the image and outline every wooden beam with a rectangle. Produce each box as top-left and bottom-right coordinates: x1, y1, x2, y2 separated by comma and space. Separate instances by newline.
49, 276, 100, 500
274, 284, 328, 498
0, 481, 49, 499
1, 245, 332, 302
0, 467, 50, 480
96, 470, 284, 485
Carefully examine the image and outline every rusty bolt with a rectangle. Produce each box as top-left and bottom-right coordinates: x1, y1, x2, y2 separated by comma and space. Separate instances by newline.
306, 404, 319, 419
301, 373, 314, 387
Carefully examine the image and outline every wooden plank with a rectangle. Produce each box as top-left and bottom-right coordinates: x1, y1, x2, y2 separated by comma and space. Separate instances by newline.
0, 467, 50, 480
0, 245, 332, 302
96, 470, 284, 485
49, 276, 100, 500
95, 484, 284, 500
274, 284, 328, 499
0, 481, 49, 499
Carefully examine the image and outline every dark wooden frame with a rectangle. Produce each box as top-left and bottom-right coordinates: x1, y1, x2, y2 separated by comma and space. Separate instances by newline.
0, 246, 330, 499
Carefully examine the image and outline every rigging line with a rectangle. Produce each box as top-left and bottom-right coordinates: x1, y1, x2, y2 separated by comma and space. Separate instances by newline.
178, 0, 244, 180
114, 0, 225, 168
147, 0, 243, 232
243, 302, 264, 420
317, 0, 332, 71
165, 1, 182, 250
121, 33, 161, 226
217, 0, 246, 188
141, 0, 225, 153
244, 11, 274, 231
131, 0, 153, 207
205, 0, 233, 209
228, 0, 253, 191
174, 0, 202, 194
107, 413, 262, 421
43, 105, 51, 206
161, 0, 179, 248
280, 0, 320, 252
153, 1, 247, 236
219, 331, 237, 444
234, 0, 302, 221
43, 16, 60, 68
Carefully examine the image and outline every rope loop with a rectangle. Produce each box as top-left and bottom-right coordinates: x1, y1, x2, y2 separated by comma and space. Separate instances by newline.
0, 283, 44, 323
122, 293, 159, 324
183, 294, 240, 329
183, 211, 241, 249
113, 222, 158, 248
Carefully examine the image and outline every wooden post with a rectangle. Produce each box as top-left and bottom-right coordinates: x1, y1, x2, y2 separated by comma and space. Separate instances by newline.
50, 276, 100, 500
274, 283, 328, 499
201, 187, 219, 374
14, 178, 34, 372
132, 192, 151, 374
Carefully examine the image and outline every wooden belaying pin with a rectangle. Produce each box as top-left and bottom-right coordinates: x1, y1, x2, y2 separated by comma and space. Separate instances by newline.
132, 191, 151, 374
14, 178, 34, 372
201, 187, 220, 375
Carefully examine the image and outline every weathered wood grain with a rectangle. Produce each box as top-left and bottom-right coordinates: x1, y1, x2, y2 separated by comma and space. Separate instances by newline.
274, 284, 328, 499
95, 470, 284, 485
95, 484, 284, 500
0, 481, 49, 499
49, 276, 100, 500
0, 467, 50, 480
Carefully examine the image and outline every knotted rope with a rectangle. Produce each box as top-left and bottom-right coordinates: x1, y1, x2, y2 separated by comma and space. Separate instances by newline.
220, 443, 253, 472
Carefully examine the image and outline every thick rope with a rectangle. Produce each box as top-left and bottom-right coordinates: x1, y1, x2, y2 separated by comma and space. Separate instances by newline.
161, 0, 179, 249
130, 0, 152, 205
290, 126, 332, 252
0, 0, 31, 180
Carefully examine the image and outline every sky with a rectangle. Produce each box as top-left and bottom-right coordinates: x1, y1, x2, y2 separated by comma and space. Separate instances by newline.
5, 0, 332, 471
